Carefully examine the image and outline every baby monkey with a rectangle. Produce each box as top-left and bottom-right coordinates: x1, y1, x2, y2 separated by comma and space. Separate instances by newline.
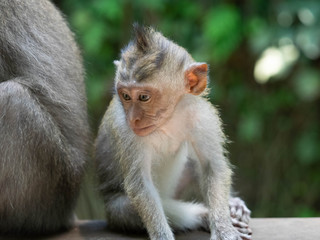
96, 24, 251, 240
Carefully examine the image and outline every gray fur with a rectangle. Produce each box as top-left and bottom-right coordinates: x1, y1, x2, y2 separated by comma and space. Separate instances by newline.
0, 0, 90, 235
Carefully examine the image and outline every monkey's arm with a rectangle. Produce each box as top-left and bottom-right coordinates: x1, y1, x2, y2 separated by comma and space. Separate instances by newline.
190, 105, 243, 240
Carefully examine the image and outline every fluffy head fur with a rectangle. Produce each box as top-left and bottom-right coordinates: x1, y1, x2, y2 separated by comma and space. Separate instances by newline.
115, 24, 195, 90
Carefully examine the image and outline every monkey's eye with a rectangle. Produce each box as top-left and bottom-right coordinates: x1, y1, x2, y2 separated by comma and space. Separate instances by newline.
122, 93, 131, 101
139, 94, 150, 102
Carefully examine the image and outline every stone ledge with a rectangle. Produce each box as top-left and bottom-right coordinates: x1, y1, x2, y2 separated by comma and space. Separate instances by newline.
5, 218, 320, 239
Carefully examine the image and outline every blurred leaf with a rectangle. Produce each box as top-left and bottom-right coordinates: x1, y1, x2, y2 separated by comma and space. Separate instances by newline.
71, 8, 92, 31
247, 17, 272, 54
295, 130, 320, 165
296, 27, 320, 59
133, 0, 164, 11
295, 205, 318, 217
83, 22, 108, 54
238, 112, 262, 143
93, 0, 123, 21
293, 68, 320, 101
203, 5, 242, 62
180, 1, 201, 19
87, 76, 108, 106
260, 88, 297, 115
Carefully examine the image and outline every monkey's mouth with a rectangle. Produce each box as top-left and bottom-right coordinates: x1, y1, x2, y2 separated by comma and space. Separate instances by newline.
132, 125, 156, 136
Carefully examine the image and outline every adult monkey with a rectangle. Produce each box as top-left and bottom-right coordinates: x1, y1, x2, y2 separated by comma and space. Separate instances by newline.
0, 0, 90, 235
96, 24, 251, 240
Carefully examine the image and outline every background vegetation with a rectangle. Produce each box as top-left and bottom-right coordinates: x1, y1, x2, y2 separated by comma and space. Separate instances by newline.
53, 0, 320, 219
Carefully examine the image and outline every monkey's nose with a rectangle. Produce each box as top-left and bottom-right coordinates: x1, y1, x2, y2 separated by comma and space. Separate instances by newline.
130, 117, 141, 129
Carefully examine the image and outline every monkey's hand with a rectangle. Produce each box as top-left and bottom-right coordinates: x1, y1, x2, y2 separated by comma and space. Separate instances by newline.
229, 197, 252, 240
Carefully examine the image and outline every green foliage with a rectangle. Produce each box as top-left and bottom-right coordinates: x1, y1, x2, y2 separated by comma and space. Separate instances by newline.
238, 112, 263, 143
54, 0, 320, 219
293, 68, 320, 101
203, 5, 243, 62
296, 129, 320, 165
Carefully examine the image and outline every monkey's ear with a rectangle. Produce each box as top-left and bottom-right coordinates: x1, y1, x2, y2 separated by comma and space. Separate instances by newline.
185, 63, 208, 95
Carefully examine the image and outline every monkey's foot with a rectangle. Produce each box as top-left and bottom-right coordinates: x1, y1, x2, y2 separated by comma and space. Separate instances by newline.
231, 218, 252, 240
210, 224, 243, 240
229, 197, 252, 240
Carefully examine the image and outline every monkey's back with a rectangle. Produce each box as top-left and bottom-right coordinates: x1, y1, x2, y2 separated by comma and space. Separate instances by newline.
0, 0, 89, 162
0, 0, 83, 82
0, 0, 90, 235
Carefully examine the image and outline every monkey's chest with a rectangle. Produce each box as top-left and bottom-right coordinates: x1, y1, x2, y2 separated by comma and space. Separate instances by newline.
151, 141, 195, 198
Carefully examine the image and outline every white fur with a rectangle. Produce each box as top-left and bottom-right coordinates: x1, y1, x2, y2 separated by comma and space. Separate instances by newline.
151, 142, 189, 198
163, 199, 208, 231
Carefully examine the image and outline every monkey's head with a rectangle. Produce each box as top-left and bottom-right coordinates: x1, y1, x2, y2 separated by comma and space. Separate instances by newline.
114, 24, 208, 137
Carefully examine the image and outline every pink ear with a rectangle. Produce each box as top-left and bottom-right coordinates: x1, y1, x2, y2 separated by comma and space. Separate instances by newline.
185, 63, 208, 95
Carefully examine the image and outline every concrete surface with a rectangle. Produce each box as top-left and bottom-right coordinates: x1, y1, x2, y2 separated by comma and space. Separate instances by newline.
1, 218, 319, 239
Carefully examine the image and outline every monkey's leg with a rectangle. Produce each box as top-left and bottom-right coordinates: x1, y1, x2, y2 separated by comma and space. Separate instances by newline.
190, 139, 244, 240
103, 193, 145, 232
201, 167, 242, 240
197, 163, 252, 240
0, 81, 80, 234
103, 187, 174, 239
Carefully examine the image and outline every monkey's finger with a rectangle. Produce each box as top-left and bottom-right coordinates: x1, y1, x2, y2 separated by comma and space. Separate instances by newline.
241, 208, 251, 222
242, 214, 251, 224
236, 227, 253, 240
230, 206, 237, 217
231, 218, 249, 228
243, 205, 251, 215
239, 232, 252, 240
236, 226, 252, 235
235, 207, 245, 220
